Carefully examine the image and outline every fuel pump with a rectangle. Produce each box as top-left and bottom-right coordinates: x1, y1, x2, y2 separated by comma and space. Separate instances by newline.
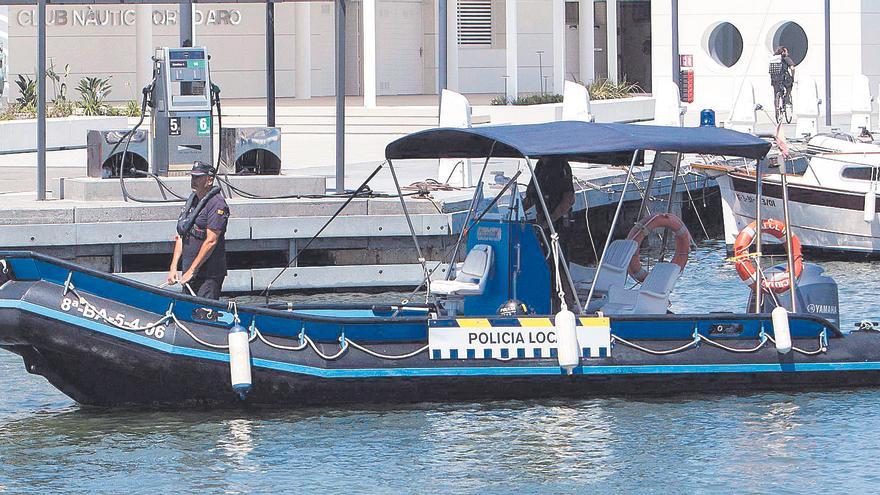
150, 47, 214, 176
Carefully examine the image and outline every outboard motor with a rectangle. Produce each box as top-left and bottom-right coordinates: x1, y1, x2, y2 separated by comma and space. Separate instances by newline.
747, 263, 840, 328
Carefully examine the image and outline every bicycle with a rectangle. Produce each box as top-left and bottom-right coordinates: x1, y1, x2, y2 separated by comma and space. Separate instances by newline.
774, 82, 793, 124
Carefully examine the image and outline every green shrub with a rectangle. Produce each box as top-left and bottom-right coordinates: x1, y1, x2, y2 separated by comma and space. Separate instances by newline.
13, 75, 36, 111
76, 76, 112, 116
586, 78, 642, 100
491, 78, 642, 105
491, 93, 564, 106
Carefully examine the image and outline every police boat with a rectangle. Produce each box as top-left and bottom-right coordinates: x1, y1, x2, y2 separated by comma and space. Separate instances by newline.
1, 121, 880, 407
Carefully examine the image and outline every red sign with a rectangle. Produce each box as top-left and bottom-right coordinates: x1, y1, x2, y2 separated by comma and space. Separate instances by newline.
680, 54, 694, 68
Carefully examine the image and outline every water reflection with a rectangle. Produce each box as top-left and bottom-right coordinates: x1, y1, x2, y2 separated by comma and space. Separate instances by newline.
422, 400, 616, 486
217, 418, 256, 466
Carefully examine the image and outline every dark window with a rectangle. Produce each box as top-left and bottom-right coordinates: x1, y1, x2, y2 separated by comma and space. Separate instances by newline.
707, 22, 743, 68
841, 167, 876, 181
772, 22, 808, 65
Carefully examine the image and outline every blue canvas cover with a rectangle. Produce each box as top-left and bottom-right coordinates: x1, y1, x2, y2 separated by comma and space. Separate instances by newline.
385, 121, 772, 163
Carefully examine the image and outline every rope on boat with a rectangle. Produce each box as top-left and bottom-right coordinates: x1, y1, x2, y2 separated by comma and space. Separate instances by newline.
345, 340, 430, 360
766, 332, 828, 356
67, 282, 427, 359
550, 232, 568, 312
611, 328, 827, 356
701, 333, 769, 353
169, 311, 230, 350
611, 334, 701, 355
60, 272, 826, 362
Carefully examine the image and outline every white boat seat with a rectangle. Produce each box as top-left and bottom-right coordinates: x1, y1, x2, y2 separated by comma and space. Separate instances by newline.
570, 239, 639, 310
431, 244, 494, 296
601, 262, 682, 315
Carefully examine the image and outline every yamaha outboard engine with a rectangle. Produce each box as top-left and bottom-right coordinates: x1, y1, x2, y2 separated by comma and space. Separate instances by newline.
747, 263, 840, 328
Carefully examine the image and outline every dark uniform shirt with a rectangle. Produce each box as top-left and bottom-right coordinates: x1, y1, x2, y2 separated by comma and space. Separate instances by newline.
182, 193, 230, 279
525, 157, 575, 225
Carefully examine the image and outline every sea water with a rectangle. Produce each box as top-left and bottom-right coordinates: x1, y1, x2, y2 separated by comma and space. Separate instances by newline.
2, 240, 880, 494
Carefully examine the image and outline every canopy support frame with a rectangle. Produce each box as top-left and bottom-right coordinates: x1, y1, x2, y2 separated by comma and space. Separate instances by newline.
523, 156, 584, 314
585, 150, 641, 310
387, 159, 431, 303
445, 143, 497, 281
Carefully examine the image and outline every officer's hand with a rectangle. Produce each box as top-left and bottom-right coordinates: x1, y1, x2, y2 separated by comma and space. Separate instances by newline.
166, 270, 179, 285
179, 270, 195, 286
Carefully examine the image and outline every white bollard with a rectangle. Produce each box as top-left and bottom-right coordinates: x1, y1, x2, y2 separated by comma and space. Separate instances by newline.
562, 80, 594, 122
850, 74, 873, 134
555, 309, 580, 374
438, 89, 473, 187
795, 77, 821, 139
653, 79, 686, 127
728, 82, 757, 134
771, 306, 792, 354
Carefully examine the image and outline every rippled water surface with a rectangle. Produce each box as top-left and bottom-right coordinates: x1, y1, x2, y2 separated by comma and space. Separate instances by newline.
3, 241, 880, 494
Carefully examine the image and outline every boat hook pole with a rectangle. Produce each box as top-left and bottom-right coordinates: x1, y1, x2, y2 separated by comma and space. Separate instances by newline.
524, 156, 584, 313
444, 142, 497, 281
387, 159, 431, 303
779, 158, 798, 312
262, 162, 386, 302
586, 150, 641, 310
754, 159, 763, 312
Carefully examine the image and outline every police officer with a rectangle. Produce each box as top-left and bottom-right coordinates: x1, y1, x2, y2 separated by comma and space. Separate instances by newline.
522, 156, 576, 311
167, 161, 230, 299
523, 156, 576, 246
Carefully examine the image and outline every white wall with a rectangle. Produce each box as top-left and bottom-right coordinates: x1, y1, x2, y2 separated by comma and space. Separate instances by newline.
652, 0, 864, 125
458, 0, 563, 95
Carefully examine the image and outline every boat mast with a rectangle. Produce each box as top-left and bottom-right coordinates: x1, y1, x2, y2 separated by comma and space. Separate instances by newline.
585, 150, 641, 309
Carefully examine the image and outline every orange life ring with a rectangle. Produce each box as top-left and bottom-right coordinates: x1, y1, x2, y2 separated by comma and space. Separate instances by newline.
733, 218, 803, 293
626, 213, 691, 282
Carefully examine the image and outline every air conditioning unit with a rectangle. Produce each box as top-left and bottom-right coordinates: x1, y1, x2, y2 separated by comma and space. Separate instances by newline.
219, 127, 282, 175
86, 129, 150, 178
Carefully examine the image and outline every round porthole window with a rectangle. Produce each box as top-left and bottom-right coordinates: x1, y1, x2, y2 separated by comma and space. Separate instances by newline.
706, 22, 744, 68
772, 21, 808, 65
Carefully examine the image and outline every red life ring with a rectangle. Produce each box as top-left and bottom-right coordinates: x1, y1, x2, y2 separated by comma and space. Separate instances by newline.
733, 218, 803, 293
626, 213, 691, 282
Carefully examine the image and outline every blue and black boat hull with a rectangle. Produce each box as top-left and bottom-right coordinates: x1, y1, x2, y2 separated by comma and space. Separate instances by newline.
2, 252, 880, 407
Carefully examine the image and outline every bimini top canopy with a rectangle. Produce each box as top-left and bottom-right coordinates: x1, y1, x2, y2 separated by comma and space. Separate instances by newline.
385, 121, 771, 163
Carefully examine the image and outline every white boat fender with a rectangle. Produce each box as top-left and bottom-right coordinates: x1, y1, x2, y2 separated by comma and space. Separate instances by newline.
555, 309, 580, 374
864, 188, 876, 223
228, 321, 252, 399
771, 306, 792, 354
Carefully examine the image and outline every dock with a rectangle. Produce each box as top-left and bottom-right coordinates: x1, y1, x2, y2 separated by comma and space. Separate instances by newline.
0, 156, 716, 293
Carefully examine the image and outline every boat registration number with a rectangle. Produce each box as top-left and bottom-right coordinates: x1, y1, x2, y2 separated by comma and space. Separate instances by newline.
60, 297, 168, 339
735, 192, 776, 207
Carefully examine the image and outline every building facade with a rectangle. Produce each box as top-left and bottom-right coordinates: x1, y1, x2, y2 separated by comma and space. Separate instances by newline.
5, 0, 879, 124
652, 0, 878, 123
2, 1, 652, 103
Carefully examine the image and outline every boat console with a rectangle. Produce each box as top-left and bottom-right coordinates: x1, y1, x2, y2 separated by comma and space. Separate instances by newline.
430, 218, 551, 317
